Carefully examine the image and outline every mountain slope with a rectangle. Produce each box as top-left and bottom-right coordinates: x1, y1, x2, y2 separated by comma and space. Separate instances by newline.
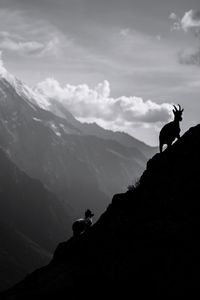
38, 98, 157, 157
0, 221, 51, 291
4, 124, 200, 298
0, 147, 71, 291
0, 68, 155, 219
0, 147, 71, 251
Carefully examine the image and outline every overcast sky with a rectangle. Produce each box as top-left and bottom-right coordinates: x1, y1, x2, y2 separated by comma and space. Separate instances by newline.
0, 0, 200, 145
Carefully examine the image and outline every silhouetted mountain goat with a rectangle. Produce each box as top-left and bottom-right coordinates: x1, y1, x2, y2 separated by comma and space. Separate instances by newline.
72, 209, 94, 236
159, 104, 184, 152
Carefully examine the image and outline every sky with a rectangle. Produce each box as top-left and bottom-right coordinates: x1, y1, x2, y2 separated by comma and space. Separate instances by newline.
0, 0, 200, 146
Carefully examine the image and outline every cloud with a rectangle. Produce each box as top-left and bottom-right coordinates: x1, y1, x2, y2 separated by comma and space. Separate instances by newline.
120, 28, 131, 37
0, 51, 4, 70
169, 12, 182, 31
0, 30, 64, 57
170, 10, 200, 67
0, 37, 44, 55
0, 51, 17, 82
178, 48, 200, 66
170, 9, 200, 33
169, 13, 178, 20
37, 36, 63, 57
0, 9, 70, 58
181, 10, 200, 32
34, 78, 173, 133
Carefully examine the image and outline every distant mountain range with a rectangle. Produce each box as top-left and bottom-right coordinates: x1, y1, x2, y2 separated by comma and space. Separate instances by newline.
0, 68, 156, 219
0, 67, 156, 291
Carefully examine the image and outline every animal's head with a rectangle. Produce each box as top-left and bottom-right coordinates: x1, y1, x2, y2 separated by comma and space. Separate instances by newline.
85, 209, 94, 218
173, 104, 184, 122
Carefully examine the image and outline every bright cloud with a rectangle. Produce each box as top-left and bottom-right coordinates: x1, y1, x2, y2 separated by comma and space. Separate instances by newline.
0, 31, 64, 58
169, 12, 181, 31
181, 10, 200, 32
170, 10, 200, 67
35, 78, 172, 129
0, 37, 44, 55
0, 9, 70, 58
170, 9, 200, 32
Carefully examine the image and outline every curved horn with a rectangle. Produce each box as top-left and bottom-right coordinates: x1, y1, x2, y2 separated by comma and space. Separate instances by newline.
173, 105, 178, 111
178, 104, 182, 111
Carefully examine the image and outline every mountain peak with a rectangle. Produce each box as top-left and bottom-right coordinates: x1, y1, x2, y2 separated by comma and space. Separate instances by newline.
0, 61, 17, 87
0, 60, 50, 111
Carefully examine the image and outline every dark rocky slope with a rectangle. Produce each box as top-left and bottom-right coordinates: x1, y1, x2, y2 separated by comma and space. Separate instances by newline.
4, 124, 200, 298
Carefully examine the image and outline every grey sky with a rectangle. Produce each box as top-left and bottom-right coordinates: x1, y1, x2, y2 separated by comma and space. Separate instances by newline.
0, 0, 200, 145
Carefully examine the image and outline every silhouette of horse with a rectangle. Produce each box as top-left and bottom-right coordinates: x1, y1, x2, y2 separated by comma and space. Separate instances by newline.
72, 209, 94, 236
159, 104, 184, 152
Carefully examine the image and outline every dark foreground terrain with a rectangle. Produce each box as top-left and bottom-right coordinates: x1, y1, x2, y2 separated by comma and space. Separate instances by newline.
3, 124, 200, 298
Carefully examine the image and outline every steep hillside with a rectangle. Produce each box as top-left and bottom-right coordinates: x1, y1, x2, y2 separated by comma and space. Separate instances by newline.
0, 147, 71, 290
4, 124, 200, 298
0, 221, 51, 291
0, 148, 71, 251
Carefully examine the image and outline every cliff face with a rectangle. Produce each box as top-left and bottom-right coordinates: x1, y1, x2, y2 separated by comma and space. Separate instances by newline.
4, 124, 200, 298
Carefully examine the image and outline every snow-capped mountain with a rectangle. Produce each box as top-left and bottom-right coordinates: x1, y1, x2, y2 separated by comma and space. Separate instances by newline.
0, 66, 156, 220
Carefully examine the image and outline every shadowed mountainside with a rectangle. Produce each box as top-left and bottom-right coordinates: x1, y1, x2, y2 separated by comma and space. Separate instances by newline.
0, 147, 71, 290
0, 148, 71, 251
0, 221, 51, 291
3, 124, 200, 298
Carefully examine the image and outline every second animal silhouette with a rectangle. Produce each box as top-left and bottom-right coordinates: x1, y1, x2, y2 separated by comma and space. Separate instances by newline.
159, 104, 184, 153
72, 209, 94, 236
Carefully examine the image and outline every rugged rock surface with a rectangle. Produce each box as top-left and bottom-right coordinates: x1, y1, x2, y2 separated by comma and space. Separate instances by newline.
3, 124, 200, 298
